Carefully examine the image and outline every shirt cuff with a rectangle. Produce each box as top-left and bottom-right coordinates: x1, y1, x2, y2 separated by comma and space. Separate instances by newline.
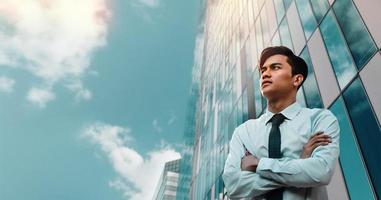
257, 157, 274, 174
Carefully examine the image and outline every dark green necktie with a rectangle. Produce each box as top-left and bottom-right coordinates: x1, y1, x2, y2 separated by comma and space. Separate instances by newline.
268, 113, 286, 158
266, 113, 287, 200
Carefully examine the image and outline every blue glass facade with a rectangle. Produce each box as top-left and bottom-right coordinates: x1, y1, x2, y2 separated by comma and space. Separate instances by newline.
187, 0, 381, 199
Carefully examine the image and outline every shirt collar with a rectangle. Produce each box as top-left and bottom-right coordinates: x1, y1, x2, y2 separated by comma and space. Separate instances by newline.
264, 101, 302, 124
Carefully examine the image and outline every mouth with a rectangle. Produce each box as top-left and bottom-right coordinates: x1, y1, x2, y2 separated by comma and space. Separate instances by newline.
261, 80, 272, 87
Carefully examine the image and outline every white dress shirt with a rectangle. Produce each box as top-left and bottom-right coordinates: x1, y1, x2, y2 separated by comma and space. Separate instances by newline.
222, 102, 340, 200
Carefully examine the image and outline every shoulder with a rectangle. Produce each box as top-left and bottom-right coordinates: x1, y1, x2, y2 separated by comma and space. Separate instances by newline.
236, 116, 265, 134
235, 119, 254, 134
302, 108, 339, 132
299, 107, 336, 120
310, 108, 337, 121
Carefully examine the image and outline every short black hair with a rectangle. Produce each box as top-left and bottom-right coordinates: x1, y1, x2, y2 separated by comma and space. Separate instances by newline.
259, 46, 308, 89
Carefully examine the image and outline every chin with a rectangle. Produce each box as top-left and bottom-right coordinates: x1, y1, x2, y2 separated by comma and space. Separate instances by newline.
261, 88, 272, 98
261, 88, 280, 100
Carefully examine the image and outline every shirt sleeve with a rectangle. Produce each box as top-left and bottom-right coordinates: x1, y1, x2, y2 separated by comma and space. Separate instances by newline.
256, 110, 340, 188
222, 126, 284, 199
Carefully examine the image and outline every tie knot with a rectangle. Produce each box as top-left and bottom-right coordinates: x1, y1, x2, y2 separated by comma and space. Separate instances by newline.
270, 113, 286, 126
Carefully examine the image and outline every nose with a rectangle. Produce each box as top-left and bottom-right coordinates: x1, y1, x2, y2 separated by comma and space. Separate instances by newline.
261, 69, 271, 80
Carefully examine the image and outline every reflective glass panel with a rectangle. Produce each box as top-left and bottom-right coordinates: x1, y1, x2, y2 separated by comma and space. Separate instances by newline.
253, 68, 263, 117
283, 0, 292, 11
272, 30, 281, 46
296, 87, 307, 107
300, 47, 323, 108
242, 88, 249, 122
310, 0, 329, 23
260, 8, 270, 44
261, 95, 267, 114
273, 0, 285, 24
320, 10, 357, 89
343, 77, 381, 198
279, 17, 294, 50
255, 18, 264, 55
333, 0, 378, 69
329, 96, 375, 200
236, 97, 243, 125
295, 0, 317, 39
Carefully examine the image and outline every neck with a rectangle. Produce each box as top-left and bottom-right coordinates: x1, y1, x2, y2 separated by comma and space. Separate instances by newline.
267, 95, 296, 113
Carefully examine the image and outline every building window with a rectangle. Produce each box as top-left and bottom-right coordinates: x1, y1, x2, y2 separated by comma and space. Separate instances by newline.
296, 87, 307, 107
343, 77, 381, 198
329, 96, 375, 200
253, 68, 263, 117
295, 0, 317, 40
273, 0, 285, 24
310, 0, 329, 23
271, 30, 281, 46
332, 0, 378, 69
242, 88, 249, 122
300, 47, 323, 108
279, 17, 294, 50
255, 17, 264, 55
282, 0, 292, 12
320, 10, 357, 89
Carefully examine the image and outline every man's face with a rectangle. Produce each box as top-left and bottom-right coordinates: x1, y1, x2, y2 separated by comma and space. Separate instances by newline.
259, 54, 297, 98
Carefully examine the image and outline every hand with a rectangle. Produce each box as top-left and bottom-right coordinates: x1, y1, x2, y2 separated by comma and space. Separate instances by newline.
241, 150, 259, 172
300, 131, 332, 159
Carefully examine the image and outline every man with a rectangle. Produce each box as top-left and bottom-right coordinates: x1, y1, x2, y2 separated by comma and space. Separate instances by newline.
222, 46, 340, 200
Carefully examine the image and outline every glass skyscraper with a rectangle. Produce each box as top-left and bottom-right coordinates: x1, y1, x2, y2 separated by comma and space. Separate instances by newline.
153, 159, 181, 200
176, 60, 201, 200
189, 0, 381, 199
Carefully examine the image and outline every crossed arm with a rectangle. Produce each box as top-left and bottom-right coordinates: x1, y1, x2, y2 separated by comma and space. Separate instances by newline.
222, 112, 340, 199
222, 130, 285, 198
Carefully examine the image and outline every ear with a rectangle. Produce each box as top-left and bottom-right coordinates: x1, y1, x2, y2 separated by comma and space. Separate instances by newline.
293, 74, 304, 88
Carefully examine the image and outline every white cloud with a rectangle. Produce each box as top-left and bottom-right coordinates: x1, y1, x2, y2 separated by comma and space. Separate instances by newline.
83, 122, 180, 200
0, 0, 110, 106
27, 87, 55, 108
0, 76, 15, 93
66, 80, 92, 101
152, 119, 163, 133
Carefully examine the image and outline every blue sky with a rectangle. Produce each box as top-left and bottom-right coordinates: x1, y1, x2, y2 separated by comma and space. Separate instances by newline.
0, 0, 201, 199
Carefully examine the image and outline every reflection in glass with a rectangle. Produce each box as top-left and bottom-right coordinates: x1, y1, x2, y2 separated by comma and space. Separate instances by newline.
300, 47, 323, 108
260, 9, 270, 45
236, 96, 243, 125
243, 4, 250, 40
273, 0, 285, 24
343, 78, 381, 198
253, 68, 263, 117
261, 95, 267, 115
295, 0, 317, 39
279, 18, 294, 50
333, 0, 378, 69
296, 87, 307, 107
249, 31, 259, 67
228, 106, 236, 138
310, 0, 329, 23
242, 88, 249, 122
272, 30, 281, 46
244, 43, 254, 77
329, 96, 375, 200
283, 0, 292, 11
320, 10, 357, 89
255, 18, 264, 56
